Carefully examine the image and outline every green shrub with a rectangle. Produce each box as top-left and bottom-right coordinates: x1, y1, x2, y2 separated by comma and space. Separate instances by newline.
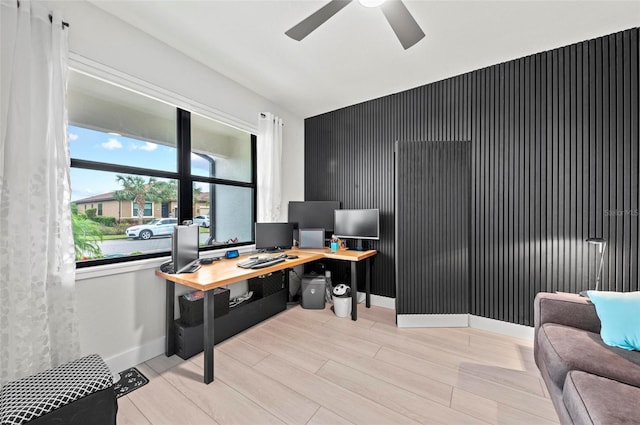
99, 222, 129, 235
85, 208, 97, 219
72, 214, 103, 260
118, 217, 155, 226
92, 216, 116, 226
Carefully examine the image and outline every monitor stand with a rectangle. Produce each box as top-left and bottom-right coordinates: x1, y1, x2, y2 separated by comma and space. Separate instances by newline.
353, 239, 365, 251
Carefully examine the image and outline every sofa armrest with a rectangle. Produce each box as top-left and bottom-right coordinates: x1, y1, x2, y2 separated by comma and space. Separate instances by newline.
534, 292, 601, 334
534, 292, 602, 369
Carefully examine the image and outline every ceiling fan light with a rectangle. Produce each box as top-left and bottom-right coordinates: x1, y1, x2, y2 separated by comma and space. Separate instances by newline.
358, 0, 386, 7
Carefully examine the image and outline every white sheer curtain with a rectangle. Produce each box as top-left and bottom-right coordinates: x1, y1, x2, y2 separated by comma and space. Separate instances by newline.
0, 0, 79, 386
257, 112, 283, 222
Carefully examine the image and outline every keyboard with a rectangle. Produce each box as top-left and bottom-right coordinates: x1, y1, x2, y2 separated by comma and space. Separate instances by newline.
237, 257, 286, 269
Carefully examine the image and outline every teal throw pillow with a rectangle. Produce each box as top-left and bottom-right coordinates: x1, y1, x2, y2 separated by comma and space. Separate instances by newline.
587, 291, 640, 351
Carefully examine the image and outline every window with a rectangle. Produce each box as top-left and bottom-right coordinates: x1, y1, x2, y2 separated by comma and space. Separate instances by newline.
69, 70, 256, 266
132, 202, 153, 217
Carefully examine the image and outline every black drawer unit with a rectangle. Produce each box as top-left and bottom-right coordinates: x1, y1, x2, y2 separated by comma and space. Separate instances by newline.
248, 270, 285, 299
174, 289, 287, 360
178, 287, 230, 326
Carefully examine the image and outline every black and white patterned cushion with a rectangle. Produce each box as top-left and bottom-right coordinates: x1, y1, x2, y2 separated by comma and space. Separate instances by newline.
0, 354, 113, 425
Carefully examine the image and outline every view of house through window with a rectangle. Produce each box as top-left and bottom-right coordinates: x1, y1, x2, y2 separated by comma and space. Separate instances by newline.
68, 70, 256, 265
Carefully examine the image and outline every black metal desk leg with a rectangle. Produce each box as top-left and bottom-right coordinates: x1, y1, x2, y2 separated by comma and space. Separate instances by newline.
351, 262, 358, 321
203, 289, 216, 384
165, 280, 175, 357
284, 268, 291, 303
365, 258, 371, 308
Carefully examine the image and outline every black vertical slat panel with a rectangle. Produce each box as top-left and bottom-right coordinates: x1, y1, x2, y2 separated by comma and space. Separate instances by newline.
630, 29, 639, 293
520, 56, 529, 324
542, 50, 551, 294
571, 43, 587, 291
395, 141, 470, 315
590, 39, 598, 288
547, 49, 564, 291
534, 52, 542, 300
616, 32, 625, 292
490, 65, 497, 318
602, 36, 611, 290
304, 28, 640, 326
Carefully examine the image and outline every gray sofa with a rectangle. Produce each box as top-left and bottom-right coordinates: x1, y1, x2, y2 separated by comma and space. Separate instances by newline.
534, 292, 640, 424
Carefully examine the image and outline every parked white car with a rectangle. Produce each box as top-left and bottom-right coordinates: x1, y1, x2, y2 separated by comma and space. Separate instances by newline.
126, 218, 178, 240
193, 215, 210, 228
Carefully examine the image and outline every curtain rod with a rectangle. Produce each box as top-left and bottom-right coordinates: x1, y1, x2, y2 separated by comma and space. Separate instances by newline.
16, 1, 70, 28
260, 113, 284, 126
49, 14, 70, 28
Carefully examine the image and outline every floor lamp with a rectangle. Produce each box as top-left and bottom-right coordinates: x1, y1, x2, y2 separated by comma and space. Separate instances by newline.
580, 237, 607, 297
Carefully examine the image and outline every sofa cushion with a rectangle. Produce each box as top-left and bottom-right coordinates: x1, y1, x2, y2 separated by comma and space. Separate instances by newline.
563, 371, 640, 425
538, 323, 640, 389
587, 290, 640, 351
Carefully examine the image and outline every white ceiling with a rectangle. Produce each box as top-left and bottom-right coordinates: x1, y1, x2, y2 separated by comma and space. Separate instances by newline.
89, 0, 640, 118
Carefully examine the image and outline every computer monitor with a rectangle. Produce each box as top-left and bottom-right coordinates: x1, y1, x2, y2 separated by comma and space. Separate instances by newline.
298, 228, 326, 248
172, 225, 200, 273
288, 201, 341, 232
255, 222, 294, 252
333, 209, 380, 251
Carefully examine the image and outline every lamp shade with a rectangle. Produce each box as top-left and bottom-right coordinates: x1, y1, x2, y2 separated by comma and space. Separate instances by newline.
586, 237, 606, 245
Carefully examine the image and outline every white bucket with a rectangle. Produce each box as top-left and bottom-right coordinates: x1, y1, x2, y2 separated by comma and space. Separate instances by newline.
332, 295, 352, 318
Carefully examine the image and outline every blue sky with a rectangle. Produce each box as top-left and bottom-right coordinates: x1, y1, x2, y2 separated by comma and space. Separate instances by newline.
69, 125, 211, 201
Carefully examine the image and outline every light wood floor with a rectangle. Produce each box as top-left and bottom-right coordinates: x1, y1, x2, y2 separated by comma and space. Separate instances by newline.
117, 305, 559, 425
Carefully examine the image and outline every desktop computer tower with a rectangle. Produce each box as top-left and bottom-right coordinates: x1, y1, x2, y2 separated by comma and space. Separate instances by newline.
301, 274, 326, 309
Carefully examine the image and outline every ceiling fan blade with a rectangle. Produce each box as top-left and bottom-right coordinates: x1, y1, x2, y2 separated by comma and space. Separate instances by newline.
285, 0, 353, 41
380, 0, 425, 50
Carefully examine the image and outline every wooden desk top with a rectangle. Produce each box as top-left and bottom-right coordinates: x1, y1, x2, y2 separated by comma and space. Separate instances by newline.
156, 248, 377, 291
292, 247, 377, 262
155, 250, 324, 291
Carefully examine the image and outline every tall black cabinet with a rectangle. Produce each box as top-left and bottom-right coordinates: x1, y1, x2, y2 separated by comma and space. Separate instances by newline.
395, 141, 471, 317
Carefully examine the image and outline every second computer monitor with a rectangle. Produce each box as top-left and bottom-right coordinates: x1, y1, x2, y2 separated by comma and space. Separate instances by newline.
298, 228, 326, 249
255, 222, 294, 252
288, 201, 340, 232
333, 209, 380, 250
172, 225, 200, 273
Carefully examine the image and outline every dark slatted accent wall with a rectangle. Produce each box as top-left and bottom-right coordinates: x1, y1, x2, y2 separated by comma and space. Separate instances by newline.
472, 29, 640, 325
305, 75, 472, 298
395, 141, 470, 314
305, 28, 640, 325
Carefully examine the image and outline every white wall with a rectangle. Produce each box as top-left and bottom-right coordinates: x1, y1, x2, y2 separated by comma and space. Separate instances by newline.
42, 0, 305, 371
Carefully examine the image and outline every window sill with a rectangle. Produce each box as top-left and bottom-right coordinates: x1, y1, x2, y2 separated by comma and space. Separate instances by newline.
75, 245, 257, 281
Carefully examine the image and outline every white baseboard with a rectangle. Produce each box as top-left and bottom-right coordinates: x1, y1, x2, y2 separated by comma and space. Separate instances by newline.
359, 292, 395, 310
397, 314, 469, 328
103, 337, 165, 374
468, 315, 534, 340
394, 312, 534, 340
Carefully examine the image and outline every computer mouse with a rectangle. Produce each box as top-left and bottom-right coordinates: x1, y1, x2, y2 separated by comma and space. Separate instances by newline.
279, 253, 288, 258
286, 255, 298, 259
199, 258, 215, 265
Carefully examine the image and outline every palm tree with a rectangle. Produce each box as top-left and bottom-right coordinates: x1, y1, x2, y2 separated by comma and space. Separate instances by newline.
115, 175, 208, 223
72, 213, 103, 260
192, 184, 203, 216
154, 180, 177, 206
114, 175, 163, 224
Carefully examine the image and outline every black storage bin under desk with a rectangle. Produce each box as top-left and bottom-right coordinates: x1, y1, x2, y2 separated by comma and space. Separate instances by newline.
179, 287, 230, 326
248, 270, 284, 299
174, 289, 287, 360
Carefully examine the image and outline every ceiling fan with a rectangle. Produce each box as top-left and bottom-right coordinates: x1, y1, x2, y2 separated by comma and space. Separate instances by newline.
285, 0, 425, 50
